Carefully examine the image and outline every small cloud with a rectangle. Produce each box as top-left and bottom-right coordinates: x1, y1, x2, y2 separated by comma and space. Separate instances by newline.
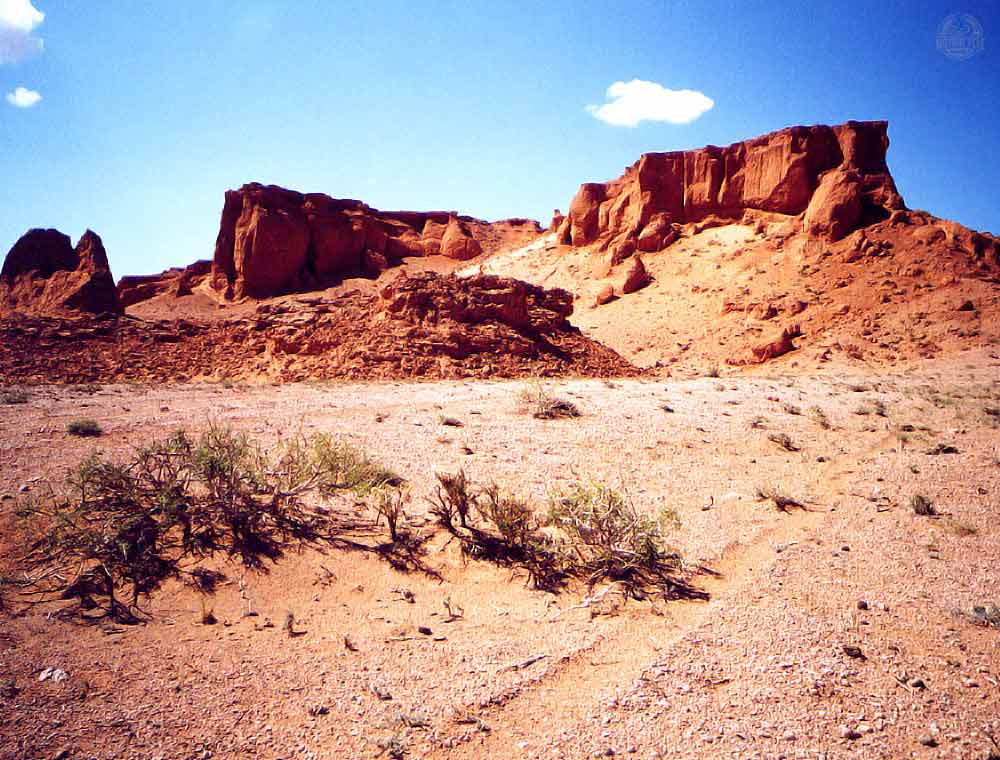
586, 79, 714, 127
6, 85, 41, 107
0, 0, 45, 64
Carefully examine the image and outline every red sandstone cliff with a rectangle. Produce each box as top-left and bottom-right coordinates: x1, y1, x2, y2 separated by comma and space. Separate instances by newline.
558, 120, 905, 257
210, 184, 542, 299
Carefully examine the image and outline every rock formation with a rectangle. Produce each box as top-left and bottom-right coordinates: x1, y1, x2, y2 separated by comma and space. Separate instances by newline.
0, 272, 635, 383
558, 120, 904, 255
117, 261, 213, 308
0, 228, 121, 315
210, 183, 540, 299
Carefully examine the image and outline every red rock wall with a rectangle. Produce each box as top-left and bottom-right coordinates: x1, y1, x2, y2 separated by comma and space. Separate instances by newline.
560, 121, 905, 250
211, 183, 541, 299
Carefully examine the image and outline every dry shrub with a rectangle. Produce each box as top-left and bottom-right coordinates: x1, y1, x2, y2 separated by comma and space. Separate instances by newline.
911, 494, 936, 516
0, 389, 28, 405
767, 432, 799, 452
547, 484, 682, 598
15, 425, 397, 621
429, 469, 475, 530
517, 383, 580, 420
371, 485, 410, 542
67, 419, 103, 437
755, 483, 804, 512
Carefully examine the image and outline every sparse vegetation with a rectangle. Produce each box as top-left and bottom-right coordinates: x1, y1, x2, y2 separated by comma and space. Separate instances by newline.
478, 483, 538, 552
755, 483, 804, 511
0, 389, 29, 405
809, 405, 831, 429
370, 485, 410, 542
15, 426, 397, 621
517, 382, 580, 420
548, 483, 682, 597
767, 432, 799, 452
66, 419, 103, 437
854, 398, 887, 417
911, 494, 937, 516
926, 442, 959, 455
429, 469, 475, 530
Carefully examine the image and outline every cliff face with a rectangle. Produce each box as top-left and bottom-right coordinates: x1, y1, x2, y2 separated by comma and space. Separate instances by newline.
0, 228, 121, 315
559, 120, 905, 254
211, 183, 541, 299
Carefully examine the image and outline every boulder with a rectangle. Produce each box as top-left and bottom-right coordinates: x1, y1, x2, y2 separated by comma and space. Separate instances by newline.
751, 324, 802, 363
636, 213, 678, 252
621, 255, 650, 294
804, 169, 862, 241
593, 284, 616, 306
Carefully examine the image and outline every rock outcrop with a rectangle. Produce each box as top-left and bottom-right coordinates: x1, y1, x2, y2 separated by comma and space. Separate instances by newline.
0, 273, 636, 383
211, 183, 540, 299
117, 260, 213, 308
558, 121, 904, 253
1, 228, 121, 315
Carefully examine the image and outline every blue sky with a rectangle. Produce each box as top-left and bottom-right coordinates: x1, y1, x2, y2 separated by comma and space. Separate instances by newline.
2, 1, 998, 276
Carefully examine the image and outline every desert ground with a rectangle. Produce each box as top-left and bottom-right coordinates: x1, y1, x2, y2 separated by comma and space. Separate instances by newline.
2, 349, 999, 760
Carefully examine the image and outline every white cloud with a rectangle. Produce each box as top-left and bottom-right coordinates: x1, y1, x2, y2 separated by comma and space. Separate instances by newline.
0, 0, 45, 64
6, 85, 41, 107
586, 79, 714, 127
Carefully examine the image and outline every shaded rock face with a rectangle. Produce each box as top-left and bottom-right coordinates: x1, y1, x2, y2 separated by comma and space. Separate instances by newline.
559, 121, 904, 250
1, 228, 121, 315
211, 183, 540, 299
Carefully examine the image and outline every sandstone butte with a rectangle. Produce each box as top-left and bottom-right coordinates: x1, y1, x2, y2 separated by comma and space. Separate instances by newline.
209, 184, 542, 299
556, 119, 904, 259
0, 228, 120, 316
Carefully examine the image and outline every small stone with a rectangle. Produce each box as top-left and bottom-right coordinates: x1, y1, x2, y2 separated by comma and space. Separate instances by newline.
857, 600, 869, 610
19, 484, 29, 493
964, 678, 979, 688
38, 667, 69, 683
840, 725, 861, 740
918, 734, 938, 747
841, 545, 850, 552
842, 645, 865, 659
417, 626, 433, 636
782, 731, 797, 741
908, 677, 926, 689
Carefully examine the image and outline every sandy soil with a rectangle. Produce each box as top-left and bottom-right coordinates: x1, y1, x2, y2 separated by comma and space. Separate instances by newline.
467, 223, 1000, 376
1, 352, 999, 759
